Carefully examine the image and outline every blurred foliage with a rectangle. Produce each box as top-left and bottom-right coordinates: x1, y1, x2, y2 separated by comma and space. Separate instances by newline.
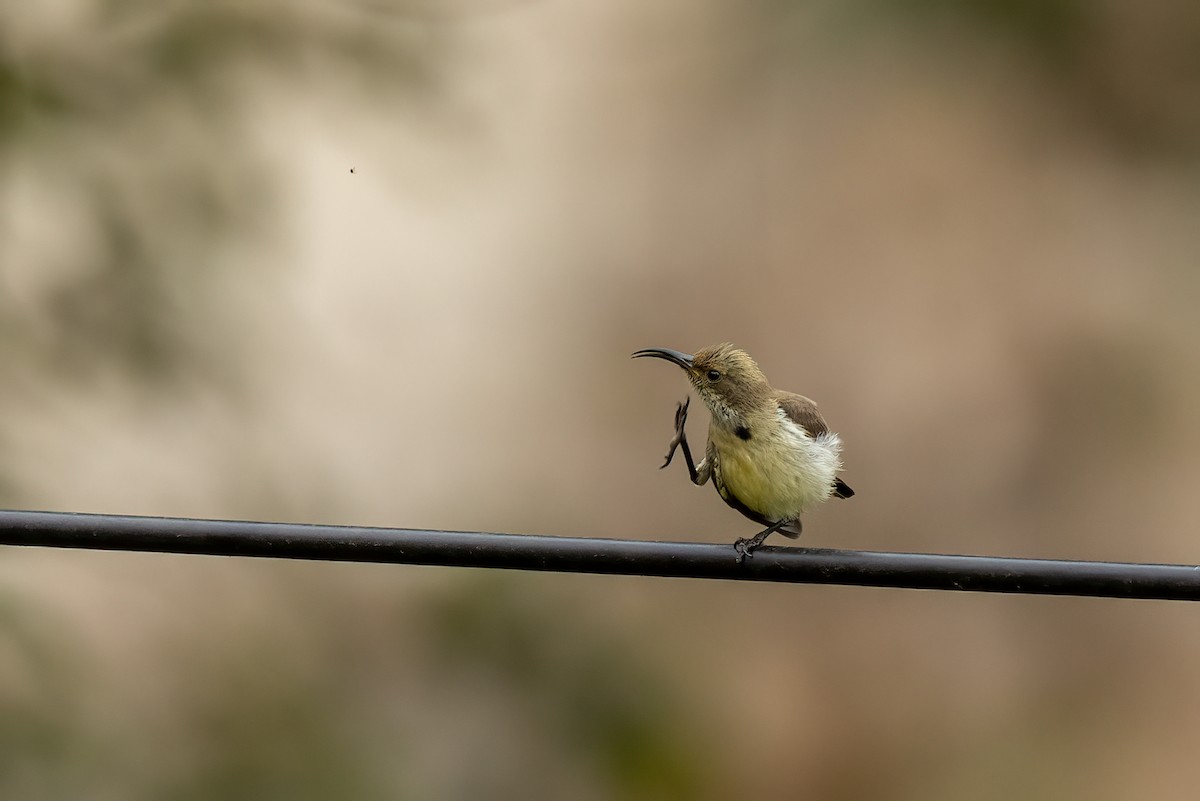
0, 572, 712, 800
874, 0, 1089, 58
772, 0, 1200, 155
0, 591, 84, 799
427, 576, 711, 801
151, 646, 393, 801
1, 0, 1198, 798
0, 0, 448, 384
0, 593, 392, 801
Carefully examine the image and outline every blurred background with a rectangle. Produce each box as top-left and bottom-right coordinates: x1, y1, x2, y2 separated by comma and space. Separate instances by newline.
2, 0, 1200, 798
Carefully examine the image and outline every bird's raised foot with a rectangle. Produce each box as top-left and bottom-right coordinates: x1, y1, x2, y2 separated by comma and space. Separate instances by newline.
660, 397, 690, 469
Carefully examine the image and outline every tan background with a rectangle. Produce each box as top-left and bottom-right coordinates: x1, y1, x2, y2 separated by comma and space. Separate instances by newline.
2, 1, 1200, 798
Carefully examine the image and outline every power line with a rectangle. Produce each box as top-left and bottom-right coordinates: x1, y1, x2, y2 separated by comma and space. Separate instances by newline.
0, 509, 1197, 601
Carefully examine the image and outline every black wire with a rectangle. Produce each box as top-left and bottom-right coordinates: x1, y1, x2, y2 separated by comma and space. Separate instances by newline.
0, 509, 1197, 601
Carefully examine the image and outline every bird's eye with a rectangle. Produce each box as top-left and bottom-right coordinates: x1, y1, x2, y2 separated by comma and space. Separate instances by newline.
706, 369, 721, 382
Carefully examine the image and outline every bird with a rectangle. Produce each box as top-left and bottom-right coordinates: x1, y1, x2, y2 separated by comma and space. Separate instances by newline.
632, 343, 853, 562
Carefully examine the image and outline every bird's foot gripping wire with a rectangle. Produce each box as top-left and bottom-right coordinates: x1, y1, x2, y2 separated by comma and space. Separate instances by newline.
660, 397, 690, 469
733, 519, 793, 564
733, 537, 755, 564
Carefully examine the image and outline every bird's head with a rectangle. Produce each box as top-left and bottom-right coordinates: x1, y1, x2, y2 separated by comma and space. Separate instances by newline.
632, 342, 770, 423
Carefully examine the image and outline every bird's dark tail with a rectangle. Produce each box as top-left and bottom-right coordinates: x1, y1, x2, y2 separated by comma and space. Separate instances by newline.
833, 477, 855, 499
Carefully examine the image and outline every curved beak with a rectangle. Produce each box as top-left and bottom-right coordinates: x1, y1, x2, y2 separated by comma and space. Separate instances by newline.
631, 347, 694, 369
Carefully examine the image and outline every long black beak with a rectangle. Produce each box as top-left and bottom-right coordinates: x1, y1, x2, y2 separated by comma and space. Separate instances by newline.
631, 347, 694, 369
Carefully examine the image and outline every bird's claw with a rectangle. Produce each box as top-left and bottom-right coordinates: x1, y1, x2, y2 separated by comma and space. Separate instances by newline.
733, 537, 753, 564
660, 397, 690, 469
673, 396, 690, 430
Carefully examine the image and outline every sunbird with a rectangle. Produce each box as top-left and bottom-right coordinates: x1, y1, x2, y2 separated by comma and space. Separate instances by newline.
633, 343, 854, 561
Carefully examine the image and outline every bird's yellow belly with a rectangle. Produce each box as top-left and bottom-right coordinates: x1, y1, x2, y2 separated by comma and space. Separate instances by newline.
711, 425, 840, 521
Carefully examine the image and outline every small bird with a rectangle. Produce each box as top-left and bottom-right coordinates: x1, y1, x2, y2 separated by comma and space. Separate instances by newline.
632, 343, 854, 561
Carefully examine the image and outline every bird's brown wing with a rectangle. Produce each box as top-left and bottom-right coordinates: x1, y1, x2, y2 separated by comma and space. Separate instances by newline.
776, 392, 855, 500
775, 392, 829, 437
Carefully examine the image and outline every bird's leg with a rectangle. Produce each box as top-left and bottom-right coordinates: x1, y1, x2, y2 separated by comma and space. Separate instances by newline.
660, 397, 700, 482
733, 519, 795, 564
